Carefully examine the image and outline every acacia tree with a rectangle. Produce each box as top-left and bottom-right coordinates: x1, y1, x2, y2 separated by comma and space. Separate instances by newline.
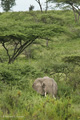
0, 33, 38, 64
49, 0, 80, 22
1, 0, 16, 12
0, 22, 60, 64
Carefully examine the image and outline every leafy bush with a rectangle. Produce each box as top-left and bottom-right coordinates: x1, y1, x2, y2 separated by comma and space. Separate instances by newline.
67, 71, 80, 90
0, 62, 43, 83
57, 81, 72, 98
24, 97, 75, 120
63, 56, 80, 65
72, 93, 80, 104
0, 86, 24, 116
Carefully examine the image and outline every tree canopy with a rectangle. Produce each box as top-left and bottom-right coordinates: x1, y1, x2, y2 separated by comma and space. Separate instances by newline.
0, 12, 65, 64
1, 0, 16, 12
49, 0, 80, 21
49, 0, 80, 5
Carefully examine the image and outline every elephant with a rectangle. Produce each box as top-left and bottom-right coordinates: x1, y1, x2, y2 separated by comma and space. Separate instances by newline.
32, 76, 58, 98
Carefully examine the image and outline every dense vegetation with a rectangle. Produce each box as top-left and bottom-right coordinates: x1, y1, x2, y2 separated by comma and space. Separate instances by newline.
0, 10, 80, 119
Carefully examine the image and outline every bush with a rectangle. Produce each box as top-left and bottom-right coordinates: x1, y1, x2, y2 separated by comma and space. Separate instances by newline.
0, 62, 43, 83
57, 81, 72, 98
67, 72, 80, 91
24, 97, 75, 120
72, 92, 80, 104
0, 86, 24, 116
63, 56, 80, 65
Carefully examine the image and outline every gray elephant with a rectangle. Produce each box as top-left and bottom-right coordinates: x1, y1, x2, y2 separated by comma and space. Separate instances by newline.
32, 76, 58, 98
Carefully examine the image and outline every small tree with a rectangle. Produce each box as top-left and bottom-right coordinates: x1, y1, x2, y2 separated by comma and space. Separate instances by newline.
29, 5, 34, 11
1, 0, 16, 12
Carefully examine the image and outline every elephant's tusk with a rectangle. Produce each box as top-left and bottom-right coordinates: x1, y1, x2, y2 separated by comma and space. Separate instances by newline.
45, 92, 47, 97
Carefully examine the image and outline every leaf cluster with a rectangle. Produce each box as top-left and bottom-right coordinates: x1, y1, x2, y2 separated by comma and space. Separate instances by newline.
1, 0, 16, 12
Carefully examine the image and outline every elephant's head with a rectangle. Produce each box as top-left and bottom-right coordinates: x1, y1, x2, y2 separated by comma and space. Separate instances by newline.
32, 79, 45, 95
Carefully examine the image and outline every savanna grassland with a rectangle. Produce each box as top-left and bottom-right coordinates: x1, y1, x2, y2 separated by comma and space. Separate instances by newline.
0, 10, 80, 120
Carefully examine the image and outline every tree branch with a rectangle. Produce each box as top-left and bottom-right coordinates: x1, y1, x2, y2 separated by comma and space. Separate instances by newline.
2, 42, 11, 61
8, 37, 38, 64
70, 4, 80, 16
35, 0, 43, 12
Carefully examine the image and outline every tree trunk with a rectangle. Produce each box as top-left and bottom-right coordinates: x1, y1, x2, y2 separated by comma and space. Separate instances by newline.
2, 37, 38, 64
45, 0, 48, 13
70, 4, 80, 22
72, 5, 77, 22
35, 0, 43, 12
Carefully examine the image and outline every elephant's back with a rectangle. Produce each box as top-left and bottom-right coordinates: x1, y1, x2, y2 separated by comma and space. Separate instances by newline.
43, 78, 55, 85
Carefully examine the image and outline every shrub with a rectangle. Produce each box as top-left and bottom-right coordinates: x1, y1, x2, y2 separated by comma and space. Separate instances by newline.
57, 81, 72, 98
63, 56, 80, 66
0, 62, 43, 83
0, 86, 24, 116
24, 97, 75, 120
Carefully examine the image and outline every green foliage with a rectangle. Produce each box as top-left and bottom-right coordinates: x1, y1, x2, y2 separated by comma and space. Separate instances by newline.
24, 97, 73, 120
0, 86, 25, 117
66, 70, 80, 90
0, 11, 70, 63
1, 0, 16, 12
72, 92, 80, 104
49, 0, 80, 5
0, 10, 80, 119
0, 86, 78, 120
0, 62, 43, 84
29, 5, 34, 11
63, 55, 80, 65
57, 81, 72, 98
